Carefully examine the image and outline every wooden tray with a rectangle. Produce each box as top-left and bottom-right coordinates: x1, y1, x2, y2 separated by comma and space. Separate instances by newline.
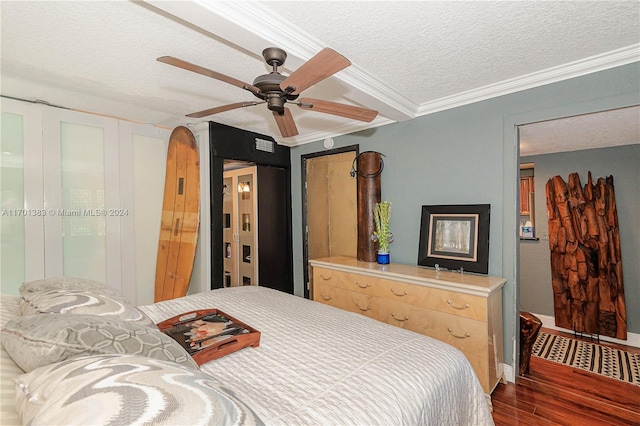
157, 309, 260, 365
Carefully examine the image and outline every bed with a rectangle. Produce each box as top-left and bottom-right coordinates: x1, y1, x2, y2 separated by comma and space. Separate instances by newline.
1, 283, 493, 425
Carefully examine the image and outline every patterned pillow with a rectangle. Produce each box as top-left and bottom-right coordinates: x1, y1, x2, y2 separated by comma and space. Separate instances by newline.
14, 354, 263, 426
1, 313, 198, 372
19, 277, 156, 329
19, 277, 122, 296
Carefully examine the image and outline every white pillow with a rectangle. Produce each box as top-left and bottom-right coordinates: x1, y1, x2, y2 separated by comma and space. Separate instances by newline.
15, 354, 263, 426
1, 313, 198, 372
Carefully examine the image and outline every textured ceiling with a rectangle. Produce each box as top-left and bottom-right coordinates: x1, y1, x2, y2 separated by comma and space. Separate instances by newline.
519, 105, 640, 156
1, 1, 639, 149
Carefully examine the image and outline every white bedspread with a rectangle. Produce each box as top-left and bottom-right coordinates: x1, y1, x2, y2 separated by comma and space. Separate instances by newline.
140, 286, 494, 426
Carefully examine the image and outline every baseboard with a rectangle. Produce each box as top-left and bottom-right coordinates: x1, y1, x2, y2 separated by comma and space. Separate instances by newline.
532, 313, 640, 348
501, 362, 515, 384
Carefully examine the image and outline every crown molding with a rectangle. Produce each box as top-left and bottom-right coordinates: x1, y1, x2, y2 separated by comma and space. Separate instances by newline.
212, 2, 639, 124
146, 1, 639, 146
416, 44, 640, 117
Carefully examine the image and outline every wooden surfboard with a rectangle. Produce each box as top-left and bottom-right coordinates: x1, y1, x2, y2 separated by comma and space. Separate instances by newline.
154, 126, 200, 302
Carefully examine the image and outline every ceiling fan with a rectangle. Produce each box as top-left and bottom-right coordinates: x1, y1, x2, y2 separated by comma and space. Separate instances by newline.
157, 47, 378, 138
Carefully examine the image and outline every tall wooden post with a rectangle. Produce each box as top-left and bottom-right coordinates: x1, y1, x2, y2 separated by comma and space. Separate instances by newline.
356, 152, 382, 262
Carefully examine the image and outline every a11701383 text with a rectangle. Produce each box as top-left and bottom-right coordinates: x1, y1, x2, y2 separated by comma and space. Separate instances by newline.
1, 208, 129, 217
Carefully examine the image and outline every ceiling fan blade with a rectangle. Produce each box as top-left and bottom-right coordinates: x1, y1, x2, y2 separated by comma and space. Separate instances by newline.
298, 98, 378, 122
280, 48, 350, 95
272, 108, 299, 137
186, 101, 262, 118
157, 56, 261, 95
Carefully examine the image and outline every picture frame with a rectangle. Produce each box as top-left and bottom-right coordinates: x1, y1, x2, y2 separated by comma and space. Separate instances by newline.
417, 204, 490, 274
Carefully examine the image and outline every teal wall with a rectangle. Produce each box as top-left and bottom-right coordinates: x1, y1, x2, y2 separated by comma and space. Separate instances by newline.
290, 63, 640, 368
520, 144, 640, 333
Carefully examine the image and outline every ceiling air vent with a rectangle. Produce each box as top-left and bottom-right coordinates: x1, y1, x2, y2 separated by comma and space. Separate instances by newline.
255, 138, 275, 153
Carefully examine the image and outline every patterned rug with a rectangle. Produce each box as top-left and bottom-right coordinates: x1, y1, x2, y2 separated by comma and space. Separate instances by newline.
532, 331, 640, 386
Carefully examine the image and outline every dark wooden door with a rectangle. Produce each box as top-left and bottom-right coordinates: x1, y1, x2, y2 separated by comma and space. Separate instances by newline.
256, 165, 291, 292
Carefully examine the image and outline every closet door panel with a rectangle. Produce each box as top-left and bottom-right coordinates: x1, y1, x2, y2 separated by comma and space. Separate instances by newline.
42, 109, 121, 291
0, 112, 26, 289
123, 124, 171, 305
0, 99, 44, 293
1, 99, 180, 304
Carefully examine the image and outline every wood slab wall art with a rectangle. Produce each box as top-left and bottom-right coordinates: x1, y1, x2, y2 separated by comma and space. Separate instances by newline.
545, 172, 627, 339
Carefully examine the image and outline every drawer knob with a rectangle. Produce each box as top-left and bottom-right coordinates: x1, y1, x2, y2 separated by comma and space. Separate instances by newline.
447, 328, 470, 339
390, 288, 408, 297
320, 275, 332, 281
391, 313, 409, 322
354, 302, 370, 312
447, 300, 470, 310
321, 295, 332, 301
355, 281, 371, 289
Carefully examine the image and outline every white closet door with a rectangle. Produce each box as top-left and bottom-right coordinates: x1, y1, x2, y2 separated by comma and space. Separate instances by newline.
1, 100, 209, 301
42, 109, 122, 291
0, 98, 44, 294
119, 122, 170, 305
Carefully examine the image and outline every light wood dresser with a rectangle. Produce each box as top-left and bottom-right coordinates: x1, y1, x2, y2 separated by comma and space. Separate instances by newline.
309, 256, 506, 394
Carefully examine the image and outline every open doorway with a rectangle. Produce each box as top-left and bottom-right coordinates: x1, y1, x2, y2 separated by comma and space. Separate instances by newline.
209, 122, 293, 294
516, 105, 640, 377
301, 145, 358, 299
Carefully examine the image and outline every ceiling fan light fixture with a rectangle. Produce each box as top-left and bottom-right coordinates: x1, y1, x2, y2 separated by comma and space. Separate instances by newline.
267, 96, 285, 114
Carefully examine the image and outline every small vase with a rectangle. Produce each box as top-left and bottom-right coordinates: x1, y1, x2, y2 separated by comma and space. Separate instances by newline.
377, 251, 390, 264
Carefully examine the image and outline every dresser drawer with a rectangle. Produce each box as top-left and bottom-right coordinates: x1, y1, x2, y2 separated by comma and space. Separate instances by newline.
426, 310, 487, 356
314, 280, 337, 304
379, 299, 486, 355
378, 279, 486, 321
313, 267, 379, 296
314, 281, 379, 320
309, 257, 505, 395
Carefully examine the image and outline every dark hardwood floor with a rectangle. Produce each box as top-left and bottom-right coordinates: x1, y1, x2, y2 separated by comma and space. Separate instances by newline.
492, 328, 640, 426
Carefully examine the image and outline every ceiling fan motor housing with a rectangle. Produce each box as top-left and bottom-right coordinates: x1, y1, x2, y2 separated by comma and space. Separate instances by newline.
252, 73, 286, 93
252, 72, 299, 110
252, 47, 301, 113
266, 95, 285, 114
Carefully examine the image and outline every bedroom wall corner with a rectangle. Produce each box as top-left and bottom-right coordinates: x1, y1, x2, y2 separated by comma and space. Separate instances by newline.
188, 122, 211, 295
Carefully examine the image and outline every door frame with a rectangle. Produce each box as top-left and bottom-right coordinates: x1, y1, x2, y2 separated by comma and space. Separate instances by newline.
300, 144, 359, 299
209, 122, 293, 292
